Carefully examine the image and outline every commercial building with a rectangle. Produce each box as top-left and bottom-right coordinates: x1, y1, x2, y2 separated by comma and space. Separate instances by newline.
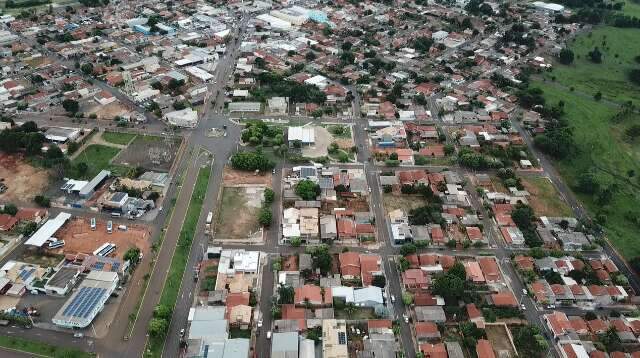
25, 212, 72, 247
323, 319, 348, 358
52, 271, 119, 328
164, 108, 198, 128
228, 102, 261, 113
287, 126, 315, 146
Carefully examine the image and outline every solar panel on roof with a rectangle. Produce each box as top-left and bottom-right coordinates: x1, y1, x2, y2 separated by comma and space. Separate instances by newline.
62, 287, 107, 319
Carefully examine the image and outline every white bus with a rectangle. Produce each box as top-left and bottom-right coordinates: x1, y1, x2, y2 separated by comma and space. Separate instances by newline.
90, 217, 96, 231
48, 239, 65, 249
107, 220, 113, 234
93, 243, 116, 257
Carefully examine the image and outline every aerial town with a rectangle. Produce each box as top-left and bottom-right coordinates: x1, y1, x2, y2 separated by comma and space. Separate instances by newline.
0, 0, 639, 357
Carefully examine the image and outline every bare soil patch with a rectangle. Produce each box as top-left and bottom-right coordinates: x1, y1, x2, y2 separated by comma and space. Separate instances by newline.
215, 187, 263, 242
113, 135, 181, 172
485, 324, 516, 357
521, 177, 572, 217
223, 166, 272, 185
0, 154, 50, 206
52, 217, 151, 259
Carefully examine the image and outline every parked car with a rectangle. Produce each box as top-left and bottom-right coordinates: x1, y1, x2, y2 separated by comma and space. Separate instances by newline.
73, 333, 83, 338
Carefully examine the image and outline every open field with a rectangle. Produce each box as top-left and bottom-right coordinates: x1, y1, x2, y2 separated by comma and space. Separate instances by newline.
0, 335, 93, 358
216, 186, 263, 242
17, 252, 64, 267
113, 135, 180, 172
382, 193, 426, 213
53, 217, 151, 259
543, 26, 640, 104
101, 131, 137, 145
0, 154, 50, 206
72, 144, 128, 179
521, 176, 572, 217
148, 165, 211, 357
533, 81, 640, 257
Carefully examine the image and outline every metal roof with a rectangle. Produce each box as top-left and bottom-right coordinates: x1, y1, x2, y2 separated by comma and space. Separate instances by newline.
25, 212, 72, 247
79, 170, 110, 196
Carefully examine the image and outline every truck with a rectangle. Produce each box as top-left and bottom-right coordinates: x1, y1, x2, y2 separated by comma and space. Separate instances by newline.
205, 211, 213, 230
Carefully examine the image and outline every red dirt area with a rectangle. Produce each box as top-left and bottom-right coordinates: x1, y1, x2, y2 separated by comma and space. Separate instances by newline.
52, 217, 151, 259
0, 153, 50, 206
223, 166, 272, 185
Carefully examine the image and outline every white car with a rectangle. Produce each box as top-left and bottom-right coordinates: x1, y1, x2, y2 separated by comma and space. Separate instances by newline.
267, 331, 272, 339
521, 304, 526, 310
179, 328, 185, 337
391, 295, 396, 303
522, 288, 527, 295
73, 333, 83, 338
403, 314, 409, 323
257, 320, 263, 328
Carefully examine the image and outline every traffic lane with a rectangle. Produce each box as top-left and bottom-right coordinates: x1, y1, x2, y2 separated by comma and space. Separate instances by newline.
256, 256, 275, 358
384, 259, 416, 357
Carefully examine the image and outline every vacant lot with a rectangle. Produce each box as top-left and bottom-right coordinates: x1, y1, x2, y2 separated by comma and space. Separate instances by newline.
0, 154, 50, 206
17, 251, 64, 267
72, 144, 127, 179
216, 186, 264, 242
113, 135, 180, 172
382, 193, 426, 213
543, 26, 640, 105
102, 131, 137, 145
54, 217, 151, 259
522, 176, 572, 217
485, 324, 516, 357
533, 82, 640, 257
223, 166, 272, 185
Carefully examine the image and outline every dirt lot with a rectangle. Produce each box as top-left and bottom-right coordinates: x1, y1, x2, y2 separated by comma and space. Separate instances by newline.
521, 176, 572, 217
382, 193, 426, 213
223, 166, 272, 185
85, 102, 130, 120
0, 154, 50, 206
485, 324, 516, 357
302, 126, 332, 158
215, 187, 263, 242
113, 135, 181, 172
52, 217, 151, 259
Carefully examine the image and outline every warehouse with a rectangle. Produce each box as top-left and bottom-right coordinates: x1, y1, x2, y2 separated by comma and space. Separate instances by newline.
52, 271, 119, 328
287, 126, 315, 146
25, 212, 72, 247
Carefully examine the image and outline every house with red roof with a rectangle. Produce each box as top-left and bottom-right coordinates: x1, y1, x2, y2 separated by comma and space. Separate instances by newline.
415, 322, 441, 342
419, 343, 447, 358
402, 269, 429, 290
294, 284, 324, 306
476, 339, 496, 358
396, 170, 428, 186
430, 226, 445, 246
478, 258, 501, 283
490, 292, 518, 307
360, 254, 382, 287
0, 214, 18, 231
467, 303, 485, 328
338, 252, 360, 279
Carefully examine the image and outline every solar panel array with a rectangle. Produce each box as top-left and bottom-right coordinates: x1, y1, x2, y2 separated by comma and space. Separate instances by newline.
18, 268, 35, 281
338, 332, 346, 345
62, 287, 107, 319
61, 183, 75, 191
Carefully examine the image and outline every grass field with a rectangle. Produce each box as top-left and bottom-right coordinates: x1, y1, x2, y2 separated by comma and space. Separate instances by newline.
0, 335, 94, 358
216, 187, 261, 241
532, 82, 640, 257
521, 176, 572, 217
382, 193, 426, 213
147, 164, 211, 357
102, 131, 137, 145
71, 144, 129, 178
543, 26, 640, 104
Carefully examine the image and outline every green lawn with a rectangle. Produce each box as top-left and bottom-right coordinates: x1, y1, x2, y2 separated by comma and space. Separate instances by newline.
543, 26, 640, 104
102, 131, 137, 145
147, 164, 211, 357
621, 0, 640, 18
0, 335, 93, 358
71, 144, 129, 178
532, 82, 640, 257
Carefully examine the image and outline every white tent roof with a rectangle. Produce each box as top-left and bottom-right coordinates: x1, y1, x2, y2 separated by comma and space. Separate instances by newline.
25, 212, 72, 247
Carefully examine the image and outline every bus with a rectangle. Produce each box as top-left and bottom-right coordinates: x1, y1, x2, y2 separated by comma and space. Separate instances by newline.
90, 217, 96, 231
93, 243, 116, 257
107, 220, 113, 234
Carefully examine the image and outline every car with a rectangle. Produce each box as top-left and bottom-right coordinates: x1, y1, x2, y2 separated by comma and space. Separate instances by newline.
73, 333, 83, 338
257, 320, 263, 328
522, 288, 527, 295
272, 168, 276, 174
391, 295, 396, 303
547, 304, 556, 309
521, 304, 526, 310
403, 314, 409, 323
179, 329, 185, 337
158, 207, 163, 212
267, 331, 272, 339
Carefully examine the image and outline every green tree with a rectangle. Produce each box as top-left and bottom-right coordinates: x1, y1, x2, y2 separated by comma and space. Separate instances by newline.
33, 195, 50, 208
432, 273, 465, 303
80, 62, 93, 75
258, 208, 273, 226
123, 247, 141, 266
62, 99, 79, 113
278, 284, 295, 304
372, 275, 386, 288
2, 203, 17, 216
402, 292, 414, 305
558, 48, 574, 65
295, 179, 320, 200
400, 243, 417, 256
264, 188, 275, 204
148, 318, 168, 337
513, 325, 549, 357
